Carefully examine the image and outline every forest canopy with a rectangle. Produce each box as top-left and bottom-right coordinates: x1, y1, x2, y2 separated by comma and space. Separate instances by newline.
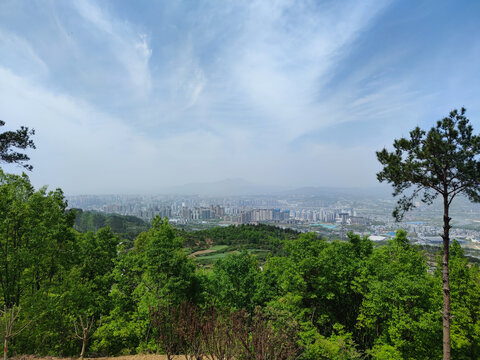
0, 170, 479, 359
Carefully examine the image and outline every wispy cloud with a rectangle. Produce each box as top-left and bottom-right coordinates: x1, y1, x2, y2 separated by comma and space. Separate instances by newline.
0, 29, 49, 79
73, 0, 152, 97
1, 0, 479, 192
166, 0, 395, 142
0, 66, 158, 193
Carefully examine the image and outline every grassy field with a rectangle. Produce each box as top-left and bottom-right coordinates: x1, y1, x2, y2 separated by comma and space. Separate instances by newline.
187, 242, 272, 266
196, 250, 237, 265
189, 244, 234, 265
195, 248, 272, 265
210, 245, 229, 251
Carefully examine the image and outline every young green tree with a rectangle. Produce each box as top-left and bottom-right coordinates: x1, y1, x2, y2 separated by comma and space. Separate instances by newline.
210, 251, 260, 311
376, 108, 480, 360
271, 232, 371, 335
356, 230, 440, 359
0, 305, 31, 360
0, 170, 78, 355
73, 314, 95, 360
142, 216, 198, 304
94, 217, 198, 354
0, 121, 35, 171
0, 170, 76, 307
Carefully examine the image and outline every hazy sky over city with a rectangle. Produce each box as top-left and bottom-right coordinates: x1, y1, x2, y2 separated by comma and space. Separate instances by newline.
1, 0, 479, 194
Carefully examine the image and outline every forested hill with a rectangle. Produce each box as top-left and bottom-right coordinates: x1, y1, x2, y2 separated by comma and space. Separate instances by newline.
179, 223, 302, 262
74, 210, 300, 248
178, 223, 300, 247
73, 209, 150, 240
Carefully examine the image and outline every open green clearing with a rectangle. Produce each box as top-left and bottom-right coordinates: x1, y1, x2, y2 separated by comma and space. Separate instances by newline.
195, 251, 237, 265
193, 245, 272, 266
210, 244, 229, 251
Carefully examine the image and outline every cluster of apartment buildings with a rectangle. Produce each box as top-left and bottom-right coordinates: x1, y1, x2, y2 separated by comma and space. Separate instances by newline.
180, 205, 225, 220
176, 205, 367, 226
66, 195, 369, 226
237, 208, 291, 223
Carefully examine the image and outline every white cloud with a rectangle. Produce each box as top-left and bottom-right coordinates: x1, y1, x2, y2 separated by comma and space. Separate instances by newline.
169, 44, 207, 111
217, 0, 392, 140
0, 66, 258, 193
4, 0, 455, 193
185, 67, 206, 109
0, 29, 49, 79
73, 0, 152, 97
0, 67, 155, 193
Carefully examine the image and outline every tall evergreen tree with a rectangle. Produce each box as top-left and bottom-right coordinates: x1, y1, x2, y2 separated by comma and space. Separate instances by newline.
376, 108, 480, 360
0, 121, 35, 171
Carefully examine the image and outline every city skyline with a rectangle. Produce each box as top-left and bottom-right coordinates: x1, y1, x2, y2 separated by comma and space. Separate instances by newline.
67, 191, 480, 254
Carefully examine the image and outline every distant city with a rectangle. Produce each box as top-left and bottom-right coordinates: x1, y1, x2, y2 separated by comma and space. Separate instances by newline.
66, 190, 480, 257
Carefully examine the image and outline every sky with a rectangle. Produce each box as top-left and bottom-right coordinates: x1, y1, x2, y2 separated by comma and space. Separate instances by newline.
1, 0, 480, 195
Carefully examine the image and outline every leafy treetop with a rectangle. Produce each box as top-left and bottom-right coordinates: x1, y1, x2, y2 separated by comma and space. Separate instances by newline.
376, 108, 480, 220
0, 120, 35, 171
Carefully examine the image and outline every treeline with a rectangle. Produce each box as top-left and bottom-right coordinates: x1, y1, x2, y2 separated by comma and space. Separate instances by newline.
74, 210, 300, 254
1, 170, 480, 359
74, 210, 149, 242
178, 223, 300, 254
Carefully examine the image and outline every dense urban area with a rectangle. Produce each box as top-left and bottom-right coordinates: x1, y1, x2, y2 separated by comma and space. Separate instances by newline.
67, 191, 480, 257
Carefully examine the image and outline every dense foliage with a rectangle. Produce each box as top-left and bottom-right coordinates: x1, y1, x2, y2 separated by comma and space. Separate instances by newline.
0, 121, 35, 171
1, 170, 480, 359
178, 223, 299, 253
74, 210, 149, 243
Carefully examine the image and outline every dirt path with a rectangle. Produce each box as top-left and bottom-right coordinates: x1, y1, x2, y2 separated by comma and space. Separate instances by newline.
13, 355, 183, 360
189, 248, 216, 257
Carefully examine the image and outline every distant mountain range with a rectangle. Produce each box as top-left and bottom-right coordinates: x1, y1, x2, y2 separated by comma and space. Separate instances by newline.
164, 178, 286, 196
163, 178, 392, 198
279, 185, 393, 199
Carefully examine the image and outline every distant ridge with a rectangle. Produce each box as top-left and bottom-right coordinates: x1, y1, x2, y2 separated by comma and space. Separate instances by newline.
278, 185, 392, 199
163, 178, 390, 198
164, 178, 287, 196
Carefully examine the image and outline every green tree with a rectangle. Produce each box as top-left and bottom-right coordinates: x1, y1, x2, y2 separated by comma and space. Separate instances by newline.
376, 108, 480, 360
257, 232, 372, 358
0, 170, 78, 356
278, 233, 371, 334
0, 170, 75, 307
92, 242, 144, 355
209, 250, 260, 311
0, 121, 35, 171
94, 217, 198, 355
299, 323, 363, 360
435, 241, 480, 359
356, 230, 440, 359
58, 228, 119, 356
142, 217, 197, 304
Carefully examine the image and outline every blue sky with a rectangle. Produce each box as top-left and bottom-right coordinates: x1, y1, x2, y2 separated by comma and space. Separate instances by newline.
0, 0, 479, 194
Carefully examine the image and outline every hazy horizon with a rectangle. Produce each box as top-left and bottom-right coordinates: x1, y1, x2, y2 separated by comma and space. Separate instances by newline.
62, 177, 393, 197
1, 1, 480, 194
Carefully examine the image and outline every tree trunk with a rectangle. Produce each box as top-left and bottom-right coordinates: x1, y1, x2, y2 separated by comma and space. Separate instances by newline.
442, 195, 451, 360
80, 331, 87, 360
3, 337, 7, 360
